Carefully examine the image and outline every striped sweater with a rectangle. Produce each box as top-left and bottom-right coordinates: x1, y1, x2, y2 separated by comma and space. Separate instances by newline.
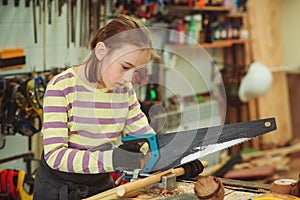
42, 67, 154, 174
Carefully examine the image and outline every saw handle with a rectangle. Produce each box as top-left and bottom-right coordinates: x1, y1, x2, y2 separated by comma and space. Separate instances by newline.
122, 133, 159, 173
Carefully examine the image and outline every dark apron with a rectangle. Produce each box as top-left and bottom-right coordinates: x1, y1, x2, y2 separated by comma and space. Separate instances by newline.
33, 154, 114, 200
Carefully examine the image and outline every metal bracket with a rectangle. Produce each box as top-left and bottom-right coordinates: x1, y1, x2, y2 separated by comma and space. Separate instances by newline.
147, 173, 177, 191
161, 173, 177, 191
122, 170, 178, 191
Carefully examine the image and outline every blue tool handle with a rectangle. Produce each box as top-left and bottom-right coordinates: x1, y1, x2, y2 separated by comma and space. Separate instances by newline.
121, 133, 159, 173
34, 76, 46, 109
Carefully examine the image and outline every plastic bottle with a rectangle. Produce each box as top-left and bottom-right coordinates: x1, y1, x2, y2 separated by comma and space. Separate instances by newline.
214, 24, 221, 41
226, 24, 233, 40
193, 14, 202, 43
187, 18, 197, 45
176, 19, 186, 45
232, 24, 240, 39
231, 0, 238, 13
203, 17, 213, 43
196, 0, 206, 8
221, 23, 227, 40
168, 29, 175, 44
222, 0, 232, 7
184, 15, 192, 38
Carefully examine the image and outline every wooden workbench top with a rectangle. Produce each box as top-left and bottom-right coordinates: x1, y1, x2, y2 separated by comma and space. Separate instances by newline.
135, 179, 270, 200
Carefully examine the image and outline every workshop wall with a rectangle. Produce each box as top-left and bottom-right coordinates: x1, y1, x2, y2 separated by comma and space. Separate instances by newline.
278, 0, 300, 139
279, 0, 300, 67
0, 2, 88, 171
0, 2, 88, 75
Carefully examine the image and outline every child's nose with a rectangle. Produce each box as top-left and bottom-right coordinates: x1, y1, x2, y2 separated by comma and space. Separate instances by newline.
123, 69, 134, 82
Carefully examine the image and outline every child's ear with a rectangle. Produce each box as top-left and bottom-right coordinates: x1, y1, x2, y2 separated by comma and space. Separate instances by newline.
95, 42, 108, 61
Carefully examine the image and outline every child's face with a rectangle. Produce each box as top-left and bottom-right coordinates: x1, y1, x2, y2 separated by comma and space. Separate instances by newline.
100, 45, 151, 89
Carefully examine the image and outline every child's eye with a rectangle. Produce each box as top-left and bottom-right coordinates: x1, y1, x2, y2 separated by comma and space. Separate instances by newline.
122, 65, 130, 70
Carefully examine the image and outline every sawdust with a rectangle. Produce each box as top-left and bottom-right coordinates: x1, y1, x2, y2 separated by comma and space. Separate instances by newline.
137, 182, 195, 199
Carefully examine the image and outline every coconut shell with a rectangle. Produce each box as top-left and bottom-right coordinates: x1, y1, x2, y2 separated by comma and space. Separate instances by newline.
194, 176, 225, 200
270, 179, 299, 197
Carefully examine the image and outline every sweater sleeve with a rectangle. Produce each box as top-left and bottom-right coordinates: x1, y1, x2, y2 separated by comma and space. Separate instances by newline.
42, 77, 114, 174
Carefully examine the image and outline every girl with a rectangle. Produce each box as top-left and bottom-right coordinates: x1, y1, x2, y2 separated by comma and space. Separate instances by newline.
33, 15, 155, 200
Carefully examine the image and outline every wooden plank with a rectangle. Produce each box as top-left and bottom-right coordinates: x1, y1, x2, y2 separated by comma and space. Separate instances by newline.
287, 74, 300, 138
223, 165, 276, 180
240, 12, 260, 134
247, 0, 292, 147
242, 141, 300, 161
219, 178, 270, 190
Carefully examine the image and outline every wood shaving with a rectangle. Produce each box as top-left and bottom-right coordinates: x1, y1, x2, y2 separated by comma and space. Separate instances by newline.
138, 182, 195, 199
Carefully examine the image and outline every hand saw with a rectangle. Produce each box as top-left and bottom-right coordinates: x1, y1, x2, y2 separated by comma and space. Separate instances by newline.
121, 117, 276, 173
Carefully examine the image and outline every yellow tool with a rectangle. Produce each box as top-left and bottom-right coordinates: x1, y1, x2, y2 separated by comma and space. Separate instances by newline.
250, 193, 300, 200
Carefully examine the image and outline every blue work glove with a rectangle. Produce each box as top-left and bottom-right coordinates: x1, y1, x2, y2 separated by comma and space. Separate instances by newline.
112, 142, 144, 171
178, 160, 204, 180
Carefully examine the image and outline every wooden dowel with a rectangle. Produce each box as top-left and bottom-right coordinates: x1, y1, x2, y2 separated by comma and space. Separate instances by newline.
116, 161, 208, 197
122, 189, 142, 198
85, 161, 208, 200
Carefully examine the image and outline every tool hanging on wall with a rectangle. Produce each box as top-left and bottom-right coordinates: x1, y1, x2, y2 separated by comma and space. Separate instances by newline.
0, 48, 26, 70
25, 0, 30, 7
0, 135, 5, 150
71, 0, 76, 43
37, 0, 42, 24
79, 0, 85, 47
0, 74, 46, 137
2, 0, 110, 48
0, 76, 6, 150
14, 0, 19, 7
48, 0, 52, 24
32, 0, 38, 43
66, 0, 70, 48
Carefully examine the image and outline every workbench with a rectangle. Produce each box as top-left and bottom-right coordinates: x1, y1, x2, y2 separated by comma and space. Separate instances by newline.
86, 176, 300, 199
133, 178, 270, 200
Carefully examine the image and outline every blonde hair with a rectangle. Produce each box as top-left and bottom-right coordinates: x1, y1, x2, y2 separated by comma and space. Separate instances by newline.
85, 15, 153, 82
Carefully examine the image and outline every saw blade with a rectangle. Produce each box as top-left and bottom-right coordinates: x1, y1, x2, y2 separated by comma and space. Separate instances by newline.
181, 137, 248, 164
151, 117, 276, 171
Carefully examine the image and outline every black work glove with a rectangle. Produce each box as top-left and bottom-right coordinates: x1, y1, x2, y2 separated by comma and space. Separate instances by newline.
112, 142, 144, 171
178, 160, 204, 180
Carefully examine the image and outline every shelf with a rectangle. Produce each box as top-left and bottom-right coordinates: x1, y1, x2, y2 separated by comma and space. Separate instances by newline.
227, 13, 247, 18
167, 5, 231, 12
166, 5, 231, 16
164, 39, 249, 50
202, 39, 250, 48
